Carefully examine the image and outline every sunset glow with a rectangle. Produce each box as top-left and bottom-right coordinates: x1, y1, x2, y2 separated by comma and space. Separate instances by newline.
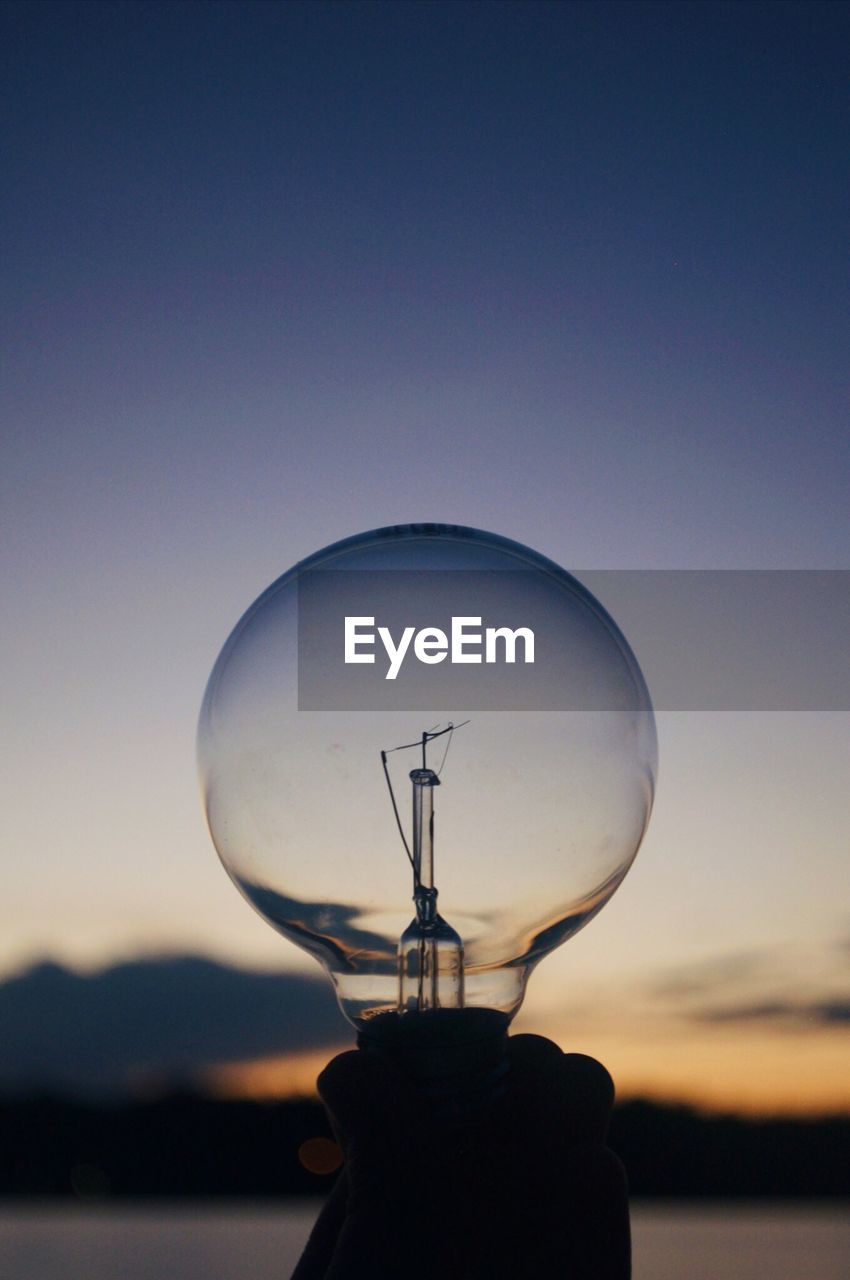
3, 0, 847, 1128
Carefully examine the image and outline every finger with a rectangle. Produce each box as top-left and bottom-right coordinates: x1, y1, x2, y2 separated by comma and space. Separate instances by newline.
317, 1047, 414, 1150
506, 1034, 615, 1144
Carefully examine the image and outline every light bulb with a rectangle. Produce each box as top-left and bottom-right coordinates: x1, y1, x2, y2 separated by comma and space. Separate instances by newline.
198, 524, 657, 1034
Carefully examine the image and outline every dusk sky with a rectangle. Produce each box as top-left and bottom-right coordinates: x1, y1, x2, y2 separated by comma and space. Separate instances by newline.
3, 1, 848, 1115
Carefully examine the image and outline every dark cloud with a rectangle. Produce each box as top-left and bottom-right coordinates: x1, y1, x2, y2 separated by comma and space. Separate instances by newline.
649, 950, 771, 999
0, 955, 352, 1098
690, 998, 850, 1028
812, 1001, 850, 1025
647, 950, 850, 1031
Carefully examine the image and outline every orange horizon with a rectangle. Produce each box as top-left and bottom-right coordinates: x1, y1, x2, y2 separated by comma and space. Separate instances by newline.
200, 1041, 850, 1120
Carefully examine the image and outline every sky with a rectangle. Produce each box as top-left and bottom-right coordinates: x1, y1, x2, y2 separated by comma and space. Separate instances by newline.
2, 0, 848, 1116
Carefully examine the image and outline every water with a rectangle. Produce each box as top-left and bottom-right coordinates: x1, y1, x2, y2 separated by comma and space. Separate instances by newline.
631, 1203, 849, 1279
0, 1201, 847, 1279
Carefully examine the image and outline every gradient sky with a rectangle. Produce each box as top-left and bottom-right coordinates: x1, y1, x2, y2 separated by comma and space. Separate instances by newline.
2, 0, 848, 1114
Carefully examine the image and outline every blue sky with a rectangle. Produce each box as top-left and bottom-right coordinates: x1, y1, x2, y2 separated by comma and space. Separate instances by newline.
2, 1, 848, 1112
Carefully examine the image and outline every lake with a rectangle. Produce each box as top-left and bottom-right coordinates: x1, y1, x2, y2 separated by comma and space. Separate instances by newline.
0, 1201, 847, 1278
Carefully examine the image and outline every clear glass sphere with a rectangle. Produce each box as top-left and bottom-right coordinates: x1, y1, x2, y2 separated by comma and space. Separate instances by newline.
198, 524, 657, 1030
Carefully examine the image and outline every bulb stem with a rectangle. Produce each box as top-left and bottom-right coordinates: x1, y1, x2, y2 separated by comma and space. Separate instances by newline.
398, 767, 464, 1013
409, 767, 438, 895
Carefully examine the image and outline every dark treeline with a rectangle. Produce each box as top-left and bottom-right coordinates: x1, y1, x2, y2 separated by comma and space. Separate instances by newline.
610, 1100, 849, 1198
1, 1093, 848, 1200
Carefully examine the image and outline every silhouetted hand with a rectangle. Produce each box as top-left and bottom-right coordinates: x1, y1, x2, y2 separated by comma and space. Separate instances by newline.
292, 1025, 630, 1280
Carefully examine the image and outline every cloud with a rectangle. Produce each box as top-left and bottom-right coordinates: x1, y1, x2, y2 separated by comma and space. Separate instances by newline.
644, 948, 850, 1034
818, 1002, 850, 1024
648, 949, 771, 999
690, 998, 850, 1028
0, 954, 352, 1098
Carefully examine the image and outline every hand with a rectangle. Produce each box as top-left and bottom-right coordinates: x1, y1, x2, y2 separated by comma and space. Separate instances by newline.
293, 1031, 629, 1280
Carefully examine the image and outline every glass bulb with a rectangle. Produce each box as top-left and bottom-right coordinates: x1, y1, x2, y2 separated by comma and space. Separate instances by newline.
198, 524, 657, 1031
